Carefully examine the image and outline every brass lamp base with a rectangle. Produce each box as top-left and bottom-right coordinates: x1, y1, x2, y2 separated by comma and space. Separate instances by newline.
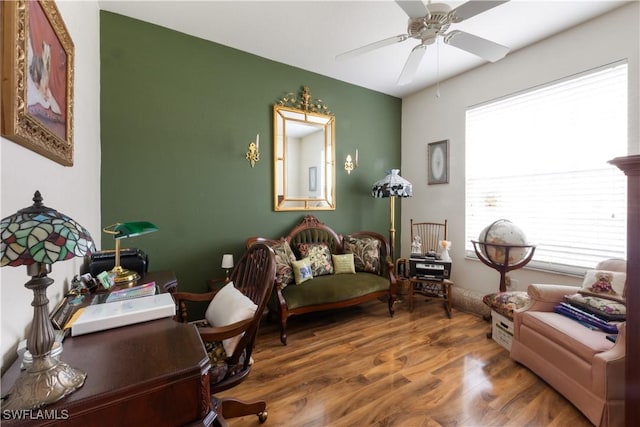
2, 355, 86, 410
110, 265, 140, 284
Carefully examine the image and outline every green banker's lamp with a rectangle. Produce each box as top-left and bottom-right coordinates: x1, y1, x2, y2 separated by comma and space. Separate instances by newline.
102, 221, 158, 284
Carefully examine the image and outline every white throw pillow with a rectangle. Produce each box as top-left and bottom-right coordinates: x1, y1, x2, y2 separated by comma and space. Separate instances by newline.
205, 282, 257, 355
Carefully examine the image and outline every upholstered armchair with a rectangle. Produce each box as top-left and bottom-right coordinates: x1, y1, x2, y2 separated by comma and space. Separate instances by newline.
511, 259, 626, 427
172, 243, 276, 425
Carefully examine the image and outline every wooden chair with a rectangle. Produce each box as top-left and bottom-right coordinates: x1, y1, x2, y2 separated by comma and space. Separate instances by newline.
402, 219, 453, 317
172, 243, 276, 426
410, 219, 448, 255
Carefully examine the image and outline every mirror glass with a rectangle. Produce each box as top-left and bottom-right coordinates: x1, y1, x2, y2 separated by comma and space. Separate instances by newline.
273, 104, 335, 211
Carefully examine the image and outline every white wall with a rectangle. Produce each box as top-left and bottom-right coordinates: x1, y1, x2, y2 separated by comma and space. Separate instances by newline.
0, 0, 101, 372
401, 3, 639, 297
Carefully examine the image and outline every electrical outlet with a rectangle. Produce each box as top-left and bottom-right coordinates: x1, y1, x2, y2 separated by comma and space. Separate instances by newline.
510, 279, 520, 290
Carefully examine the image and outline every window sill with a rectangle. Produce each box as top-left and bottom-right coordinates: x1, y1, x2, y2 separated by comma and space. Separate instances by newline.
464, 253, 586, 279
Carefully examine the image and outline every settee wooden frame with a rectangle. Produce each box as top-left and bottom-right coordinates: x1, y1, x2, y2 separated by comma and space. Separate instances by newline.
248, 215, 397, 345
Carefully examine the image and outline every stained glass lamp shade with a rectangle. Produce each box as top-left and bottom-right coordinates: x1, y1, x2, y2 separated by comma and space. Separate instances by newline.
0, 191, 95, 409
372, 169, 413, 258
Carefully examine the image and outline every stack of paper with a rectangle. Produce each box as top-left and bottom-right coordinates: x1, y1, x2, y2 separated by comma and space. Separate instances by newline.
71, 293, 175, 336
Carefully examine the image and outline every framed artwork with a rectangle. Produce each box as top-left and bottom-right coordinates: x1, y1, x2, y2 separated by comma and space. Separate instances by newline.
308, 166, 317, 192
1, 0, 75, 166
427, 140, 449, 185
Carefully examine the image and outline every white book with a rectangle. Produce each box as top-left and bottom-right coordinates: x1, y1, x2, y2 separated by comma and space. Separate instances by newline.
71, 293, 176, 336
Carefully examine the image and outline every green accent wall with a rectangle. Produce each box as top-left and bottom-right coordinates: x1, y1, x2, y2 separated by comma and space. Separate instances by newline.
100, 12, 401, 293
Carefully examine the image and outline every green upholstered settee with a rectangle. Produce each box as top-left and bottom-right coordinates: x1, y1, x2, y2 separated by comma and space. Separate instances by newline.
247, 215, 397, 345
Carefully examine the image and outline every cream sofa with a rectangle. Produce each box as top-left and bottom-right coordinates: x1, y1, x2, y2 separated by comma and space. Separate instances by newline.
511, 259, 626, 427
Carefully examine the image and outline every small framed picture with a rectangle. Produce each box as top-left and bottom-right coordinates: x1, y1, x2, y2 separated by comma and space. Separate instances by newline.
428, 140, 449, 185
308, 166, 317, 191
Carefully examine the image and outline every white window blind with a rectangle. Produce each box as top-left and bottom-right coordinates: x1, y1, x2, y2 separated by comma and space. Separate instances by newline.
465, 62, 628, 274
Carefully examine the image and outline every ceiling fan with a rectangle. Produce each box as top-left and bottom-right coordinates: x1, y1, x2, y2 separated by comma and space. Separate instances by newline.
337, 0, 511, 85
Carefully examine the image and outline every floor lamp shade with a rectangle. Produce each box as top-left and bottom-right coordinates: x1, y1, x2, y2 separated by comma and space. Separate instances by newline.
0, 191, 95, 409
372, 169, 413, 258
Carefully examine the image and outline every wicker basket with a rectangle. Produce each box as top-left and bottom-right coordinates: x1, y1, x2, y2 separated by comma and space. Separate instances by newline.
397, 278, 411, 295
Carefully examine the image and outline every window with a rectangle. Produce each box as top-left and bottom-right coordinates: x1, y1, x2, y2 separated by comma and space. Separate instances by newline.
465, 61, 628, 274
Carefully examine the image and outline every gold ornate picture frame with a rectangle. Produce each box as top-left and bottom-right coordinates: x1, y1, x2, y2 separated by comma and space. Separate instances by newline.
1, 0, 74, 166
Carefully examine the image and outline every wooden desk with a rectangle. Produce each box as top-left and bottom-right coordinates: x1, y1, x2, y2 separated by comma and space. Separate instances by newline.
48, 270, 178, 333
110, 270, 178, 294
1, 319, 215, 426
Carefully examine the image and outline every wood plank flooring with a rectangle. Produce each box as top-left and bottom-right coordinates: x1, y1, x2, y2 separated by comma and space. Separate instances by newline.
217, 298, 592, 427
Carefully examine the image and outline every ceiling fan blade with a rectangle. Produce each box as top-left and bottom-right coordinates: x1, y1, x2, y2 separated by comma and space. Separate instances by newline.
450, 1, 509, 23
444, 30, 509, 62
336, 34, 409, 60
396, 0, 430, 19
397, 44, 427, 86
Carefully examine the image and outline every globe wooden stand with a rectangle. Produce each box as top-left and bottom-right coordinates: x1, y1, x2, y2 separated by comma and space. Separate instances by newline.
471, 241, 536, 292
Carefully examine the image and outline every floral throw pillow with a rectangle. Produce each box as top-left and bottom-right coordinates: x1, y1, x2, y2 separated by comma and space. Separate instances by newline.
564, 293, 626, 321
343, 235, 380, 274
295, 242, 334, 277
578, 269, 626, 303
482, 291, 530, 319
270, 240, 297, 288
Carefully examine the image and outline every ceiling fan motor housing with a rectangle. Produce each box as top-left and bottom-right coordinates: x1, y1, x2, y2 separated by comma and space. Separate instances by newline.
407, 2, 453, 44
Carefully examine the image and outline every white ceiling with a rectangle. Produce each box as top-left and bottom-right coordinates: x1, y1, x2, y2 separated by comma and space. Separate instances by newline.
98, 0, 631, 98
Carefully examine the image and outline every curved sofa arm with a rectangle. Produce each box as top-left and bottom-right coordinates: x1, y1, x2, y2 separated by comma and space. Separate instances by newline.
593, 322, 626, 399
519, 283, 580, 313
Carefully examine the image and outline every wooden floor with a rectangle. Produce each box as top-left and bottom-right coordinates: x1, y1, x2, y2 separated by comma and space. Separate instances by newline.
218, 297, 592, 427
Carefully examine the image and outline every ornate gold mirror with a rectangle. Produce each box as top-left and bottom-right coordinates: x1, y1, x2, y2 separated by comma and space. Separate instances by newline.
273, 87, 336, 211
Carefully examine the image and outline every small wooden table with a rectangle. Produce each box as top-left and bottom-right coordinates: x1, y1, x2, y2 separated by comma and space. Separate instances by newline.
408, 277, 454, 317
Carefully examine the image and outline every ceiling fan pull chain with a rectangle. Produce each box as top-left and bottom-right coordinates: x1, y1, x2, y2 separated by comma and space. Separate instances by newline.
436, 38, 441, 98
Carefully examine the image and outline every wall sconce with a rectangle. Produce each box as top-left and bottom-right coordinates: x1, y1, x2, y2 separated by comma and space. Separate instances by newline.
345, 149, 358, 174
221, 253, 234, 282
246, 133, 260, 167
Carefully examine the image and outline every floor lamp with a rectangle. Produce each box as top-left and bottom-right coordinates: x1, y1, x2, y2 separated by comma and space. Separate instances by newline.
372, 169, 413, 258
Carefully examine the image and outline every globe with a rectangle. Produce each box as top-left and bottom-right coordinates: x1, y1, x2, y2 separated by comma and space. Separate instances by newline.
478, 219, 529, 265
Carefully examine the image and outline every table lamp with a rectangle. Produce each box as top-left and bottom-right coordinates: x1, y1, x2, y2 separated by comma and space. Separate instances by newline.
221, 254, 234, 282
372, 169, 413, 258
102, 221, 158, 284
0, 191, 95, 409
